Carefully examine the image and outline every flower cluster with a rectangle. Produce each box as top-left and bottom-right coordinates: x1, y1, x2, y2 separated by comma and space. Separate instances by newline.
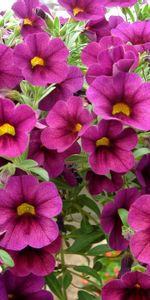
0, 0, 150, 299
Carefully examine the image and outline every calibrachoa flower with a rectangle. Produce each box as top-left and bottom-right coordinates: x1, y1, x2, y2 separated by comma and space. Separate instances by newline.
0, 44, 22, 89
0, 271, 53, 300
28, 127, 80, 178
100, 0, 137, 7
128, 194, 150, 264
102, 271, 150, 300
12, 0, 49, 37
85, 45, 138, 84
62, 165, 81, 187
39, 66, 83, 111
136, 154, 150, 193
118, 254, 134, 278
58, 0, 105, 21
86, 170, 123, 195
0, 98, 36, 157
0, 175, 62, 250
82, 120, 137, 175
87, 72, 150, 131
81, 36, 123, 67
101, 188, 139, 250
9, 236, 62, 276
14, 32, 69, 86
112, 20, 150, 53
84, 16, 123, 42
41, 96, 93, 152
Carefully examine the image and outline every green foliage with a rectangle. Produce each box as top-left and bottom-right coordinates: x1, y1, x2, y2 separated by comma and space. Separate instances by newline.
78, 291, 100, 300
0, 249, 14, 268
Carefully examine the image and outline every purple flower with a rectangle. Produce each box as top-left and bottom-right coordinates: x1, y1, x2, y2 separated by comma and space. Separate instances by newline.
58, 0, 105, 21
128, 194, 150, 264
112, 20, 150, 53
82, 120, 137, 175
0, 271, 53, 300
9, 236, 61, 276
84, 17, 110, 42
41, 96, 93, 152
84, 16, 123, 42
102, 271, 150, 300
101, 188, 139, 250
39, 66, 83, 111
14, 32, 69, 86
86, 170, 123, 195
0, 175, 62, 250
12, 0, 49, 37
28, 127, 80, 178
0, 97, 36, 158
136, 154, 150, 194
81, 36, 124, 67
101, 0, 137, 7
87, 72, 150, 131
0, 44, 22, 89
85, 45, 138, 84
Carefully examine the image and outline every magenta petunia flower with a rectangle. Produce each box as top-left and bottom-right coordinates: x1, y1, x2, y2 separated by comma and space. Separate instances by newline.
39, 66, 83, 111
82, 120, 137, 175
58, 0, 105, 21
62, 165, 80, 187
81, 36, 123, 67
0, 97, 36, 158
0, 44, 22, 89
84, 16, 123, 42
0, 175, 62, 250
86, 170, 123, 195
87, 72, 150, 131
14, 32, 69, 86
0, 271, 53, 300
101, 188, 139, 250
28, 127, 80, 178
41, 96, 93, 152
136, 154, 150, 194
128, 194, 150, 264
85, 45, 138, 85
12, 0, 50, 37
100, 0, 137, 7
112, 20, 150, 53
102, 271, 150, 300
9, 236, 61, 276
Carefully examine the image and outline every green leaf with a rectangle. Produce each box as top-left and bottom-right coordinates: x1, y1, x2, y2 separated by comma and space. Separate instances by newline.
0, 249, 14, 267
39, 84, 56, 101
81, 217, 94, 234
17, 159, 38, 169
87, 244, 111, 256
65, 231, 103, 254
77, 195, 100, 216
74, 266, 100, 282
78, 291, 99, 300
63, 271, 72, 289
30, 167, 49, 181
134, 148, 150, 159
46, 273, 64, 300
118, 208, 128, 226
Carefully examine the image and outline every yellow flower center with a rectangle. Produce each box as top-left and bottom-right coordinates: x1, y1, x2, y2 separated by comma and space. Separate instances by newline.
23, 18, 33, 26
73, 123, 82, 133
8, 295, 14, 299
112, 102, 131, 117
73, 7, 84, 16
0, 123, 15, 136
17, 203, 36, 216
31, 56, 45, 68
96, 137, 110, 147
134, 284, 141, 289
